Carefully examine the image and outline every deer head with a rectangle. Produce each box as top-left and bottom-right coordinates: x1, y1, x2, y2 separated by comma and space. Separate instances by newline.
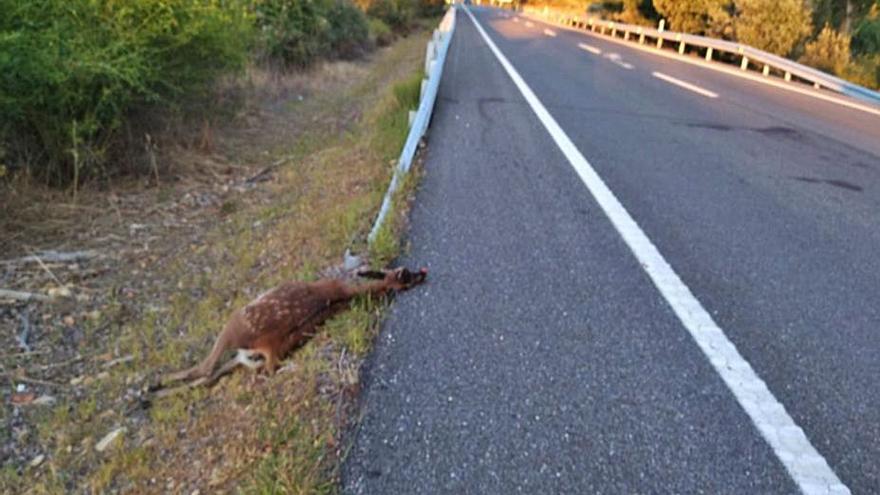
358, 267, 428, 291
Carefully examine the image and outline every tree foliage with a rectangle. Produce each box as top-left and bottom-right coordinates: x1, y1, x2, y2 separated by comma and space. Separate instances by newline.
734, 0, 813, 55
652, 0, 733, 36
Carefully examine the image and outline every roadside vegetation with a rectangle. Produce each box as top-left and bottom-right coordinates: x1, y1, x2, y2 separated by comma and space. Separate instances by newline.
0, 0, 443, 187
2, 0, 440, 492
524, 0, 880, 89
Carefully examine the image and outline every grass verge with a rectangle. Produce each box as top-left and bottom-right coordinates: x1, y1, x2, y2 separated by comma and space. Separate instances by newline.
2, 27, 432, 494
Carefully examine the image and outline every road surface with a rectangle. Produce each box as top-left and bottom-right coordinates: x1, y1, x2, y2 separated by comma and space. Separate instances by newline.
344, 7, 880, 494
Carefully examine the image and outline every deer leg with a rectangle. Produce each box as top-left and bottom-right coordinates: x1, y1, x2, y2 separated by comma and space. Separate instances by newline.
253, 348, 279, 376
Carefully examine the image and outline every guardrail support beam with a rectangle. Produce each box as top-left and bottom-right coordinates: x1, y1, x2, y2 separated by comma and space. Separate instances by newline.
784, 71, 791, 82
678, 41, 686, 54
762, 64, 770, 77
623, 30, 630, 41
740, 56, 749, 70
705, 47, 713, 61
639, 32, 645, 44
657, 37, 663, 49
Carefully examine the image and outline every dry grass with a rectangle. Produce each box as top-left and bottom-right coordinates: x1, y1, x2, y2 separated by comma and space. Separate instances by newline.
1, 27, 431, 494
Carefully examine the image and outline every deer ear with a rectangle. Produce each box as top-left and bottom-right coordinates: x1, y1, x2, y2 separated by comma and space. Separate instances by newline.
357, 270, 386, 280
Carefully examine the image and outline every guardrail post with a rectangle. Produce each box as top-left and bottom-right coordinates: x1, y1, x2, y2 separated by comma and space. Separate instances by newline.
762, 64, 770, 77
814, 82, 821, 89
678, 36, 686, 54
657, 36, 664, 49
611, 22, 616, 37
623, 30, 630, 41
784, 71, 791, 82
600, 24, 606, 34
638, 28, 645, 44
424, 41, 435, 75
705, 47, 713, 61
740, 56, 749, 70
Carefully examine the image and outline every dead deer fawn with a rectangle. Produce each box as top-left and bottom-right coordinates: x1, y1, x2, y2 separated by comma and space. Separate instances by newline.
163, 267, 427, 386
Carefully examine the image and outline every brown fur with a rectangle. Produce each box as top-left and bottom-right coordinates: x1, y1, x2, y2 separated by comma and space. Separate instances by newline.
163, 267, 427, 386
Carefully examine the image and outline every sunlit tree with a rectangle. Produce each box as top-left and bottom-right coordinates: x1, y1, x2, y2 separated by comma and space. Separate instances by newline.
734, 0, 813, 56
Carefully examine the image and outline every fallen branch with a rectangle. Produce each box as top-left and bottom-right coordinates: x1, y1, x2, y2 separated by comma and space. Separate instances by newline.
0, 373, 66, 388
1, 250, 100, 265
244, 155, 293, 184
0, 289, 50, 303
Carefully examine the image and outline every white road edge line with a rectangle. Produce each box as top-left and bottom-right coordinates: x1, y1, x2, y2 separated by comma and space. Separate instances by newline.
653, 71, 718, 98
463, 7, 849, 495
578, 42, 602, 55
543, 28, 557, 37
524, 20, 534, 28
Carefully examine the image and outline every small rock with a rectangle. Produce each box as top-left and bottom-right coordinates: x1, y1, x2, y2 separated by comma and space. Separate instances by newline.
15, 383, 26, 393
62, 315, 75, 327
48, 286, 73, 299
29, 454, 45, 468
95, 427, 126, 452
32, 395, 56, 406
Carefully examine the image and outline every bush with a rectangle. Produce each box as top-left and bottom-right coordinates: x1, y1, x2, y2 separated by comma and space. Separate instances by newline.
326, 0, 371, 58
800, 24, 852, 75
365, 0, 417, 31
369, 17, 395, 46
254, 0, 370, 66
0, 0, 252, 184
734, 0, 812, 56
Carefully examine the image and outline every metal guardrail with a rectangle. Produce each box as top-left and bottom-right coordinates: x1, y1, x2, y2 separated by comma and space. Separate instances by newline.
369, 6, 457, 243
523, 6, 880, 107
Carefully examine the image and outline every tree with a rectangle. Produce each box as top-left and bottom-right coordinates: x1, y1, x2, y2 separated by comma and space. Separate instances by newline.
734, 0, 813, 56
653, 0, 733, 36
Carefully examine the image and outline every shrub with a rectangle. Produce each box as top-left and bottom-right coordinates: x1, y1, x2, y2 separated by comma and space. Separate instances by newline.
366, 0, 417, 31
254, 0, 333, 66
326, 0, 371, 58
369, 17, 395, 46
254, 0, 370, 65
843, 55, 880, 89
800, 24, 852, 75
0, 0, 252, 185
733, 0, 812, 56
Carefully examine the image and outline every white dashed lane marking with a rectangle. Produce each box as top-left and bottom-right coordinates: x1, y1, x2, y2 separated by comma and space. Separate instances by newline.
464, 6, 848, 495
652, 71, 718, 98
543, 28, 557, 37
605, 53, 634, 70
578, 42, 602, 55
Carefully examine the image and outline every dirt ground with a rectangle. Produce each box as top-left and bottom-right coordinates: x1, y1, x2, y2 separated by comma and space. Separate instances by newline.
1, 27, 430, 494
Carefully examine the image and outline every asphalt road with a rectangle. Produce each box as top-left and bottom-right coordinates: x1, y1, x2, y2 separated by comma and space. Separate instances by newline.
343, 7, 880, 494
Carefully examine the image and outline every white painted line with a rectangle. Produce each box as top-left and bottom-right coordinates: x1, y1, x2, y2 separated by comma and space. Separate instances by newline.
653, 71, 718, 98
578, 42, 602, 55
605, 53, 634, 70
463, 7, 849, 495
522, 12, 880, 118
513, 17, 519, 23
524, 21, 534, 28
543, 28, 557, 37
